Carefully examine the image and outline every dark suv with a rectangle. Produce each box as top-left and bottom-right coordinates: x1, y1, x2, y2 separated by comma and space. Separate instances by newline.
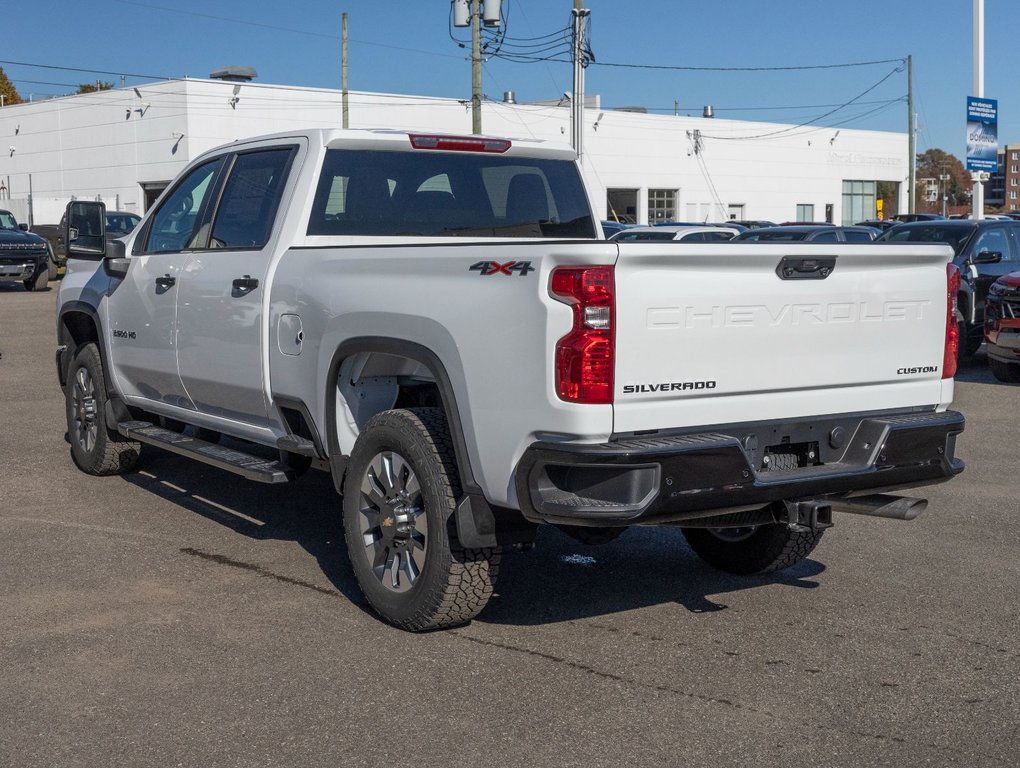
876, 220, 1020, 357
984, 272, 1020, 382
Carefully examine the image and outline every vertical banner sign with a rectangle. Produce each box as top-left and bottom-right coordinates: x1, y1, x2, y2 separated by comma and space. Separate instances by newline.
966, 96, 998, 172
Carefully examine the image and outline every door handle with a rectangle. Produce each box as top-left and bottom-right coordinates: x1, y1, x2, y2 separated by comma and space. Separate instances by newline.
155, 274, 176, 289
232, 275, 259, 292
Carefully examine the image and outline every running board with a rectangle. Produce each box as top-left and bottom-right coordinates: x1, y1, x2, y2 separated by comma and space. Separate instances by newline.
118, 420, 294, 484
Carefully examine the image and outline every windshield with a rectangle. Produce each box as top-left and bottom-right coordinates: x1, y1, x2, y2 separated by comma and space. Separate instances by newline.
0, 212, 18, 231
875, 224, 975, 255
308, 149, 596, 238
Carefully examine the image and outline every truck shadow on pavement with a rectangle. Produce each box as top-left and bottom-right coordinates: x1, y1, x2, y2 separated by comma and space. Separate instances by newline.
117, 442, 825, 628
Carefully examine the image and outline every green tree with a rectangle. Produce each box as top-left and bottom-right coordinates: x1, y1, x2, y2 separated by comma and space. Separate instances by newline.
0, 67, 23, 106
76, 81, 115, 94
915, 148, 970, 212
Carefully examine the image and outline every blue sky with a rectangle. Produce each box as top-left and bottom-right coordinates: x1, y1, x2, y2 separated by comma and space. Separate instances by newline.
4, 1, 1014, 158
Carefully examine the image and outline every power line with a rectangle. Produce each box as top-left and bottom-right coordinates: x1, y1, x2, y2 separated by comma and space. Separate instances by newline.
699, 64, 905, 141
591, 57, 907, 72
0, 58, 171, 81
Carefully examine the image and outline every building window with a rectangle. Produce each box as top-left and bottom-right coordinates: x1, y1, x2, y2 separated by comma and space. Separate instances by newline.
840, 180, 876, 225
1012, 178, 1018, 187
796, 203, 814, 222
1012, 165, 1018, 173
1013, 152, 1019, 161
1010, 191, 1017, 200
647, 189, 676, 224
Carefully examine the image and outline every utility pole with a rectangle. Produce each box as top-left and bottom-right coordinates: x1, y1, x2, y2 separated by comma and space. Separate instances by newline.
972, 0, 985, 220
570, 1, 590, 159
471, 0, 482, 134
342, 12, 350, 129
907, 54, 915, 214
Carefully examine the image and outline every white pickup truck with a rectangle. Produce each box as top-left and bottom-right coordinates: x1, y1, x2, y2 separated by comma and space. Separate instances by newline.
56, 129, 965, 630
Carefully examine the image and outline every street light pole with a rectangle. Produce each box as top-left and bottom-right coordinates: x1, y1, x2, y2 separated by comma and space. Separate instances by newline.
973, 0, 985, 220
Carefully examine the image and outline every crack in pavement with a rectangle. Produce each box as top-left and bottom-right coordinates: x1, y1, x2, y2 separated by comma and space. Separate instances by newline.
450, 630, 1011, 765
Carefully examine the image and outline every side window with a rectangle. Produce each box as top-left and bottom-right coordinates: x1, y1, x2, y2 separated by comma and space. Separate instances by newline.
972, 227, 1009, 260
143, 158, 223, 253
811, 230, 839, 243
843, 230, 873, 243
209, 148, 294, 250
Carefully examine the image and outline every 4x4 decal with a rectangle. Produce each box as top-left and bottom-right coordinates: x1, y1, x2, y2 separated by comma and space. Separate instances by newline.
469, 260, 534, 277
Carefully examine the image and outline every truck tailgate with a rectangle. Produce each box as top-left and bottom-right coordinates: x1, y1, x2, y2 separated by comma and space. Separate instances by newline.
612, 242, 955, 434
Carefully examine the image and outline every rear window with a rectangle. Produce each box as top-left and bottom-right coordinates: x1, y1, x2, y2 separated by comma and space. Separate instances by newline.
307, 149, 596, 238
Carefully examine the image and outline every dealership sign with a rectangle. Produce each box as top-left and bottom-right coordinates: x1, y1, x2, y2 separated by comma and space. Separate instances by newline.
966, 96, 998, 172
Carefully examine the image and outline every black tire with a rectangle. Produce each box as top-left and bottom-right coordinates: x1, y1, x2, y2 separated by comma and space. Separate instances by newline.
342, 408, 500, 631
24, 268, 48, 292
681, 523, 824, 575
989, 357, 1020, 383
65, 343, 140, 475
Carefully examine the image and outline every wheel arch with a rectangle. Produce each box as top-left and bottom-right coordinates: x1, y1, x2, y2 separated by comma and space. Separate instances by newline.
324, 337, 482, 499
57, 302, 105, 389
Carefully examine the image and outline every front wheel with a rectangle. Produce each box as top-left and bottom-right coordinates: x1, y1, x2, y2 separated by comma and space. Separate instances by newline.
342, 408, 500, 631
681, 523, 824, 575
65, 343, 140, 475
24, 267, 48, 292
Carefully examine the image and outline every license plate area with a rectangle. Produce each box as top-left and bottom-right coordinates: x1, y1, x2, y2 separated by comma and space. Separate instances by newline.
761, 440, 821, 473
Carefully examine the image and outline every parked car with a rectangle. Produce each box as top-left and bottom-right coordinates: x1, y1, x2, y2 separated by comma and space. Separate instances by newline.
600, 220, 632, 238
855, 219, 898, 232
34, 210, 142, 274
0, 209, 51, 291
653, 221, 748, 233
734, 225, 880, 243
876, 220, 1020, 358
983, 271, 1020, 382
731, 220, 777, 229
892, 213, 945, 223
610, 225, 736, 242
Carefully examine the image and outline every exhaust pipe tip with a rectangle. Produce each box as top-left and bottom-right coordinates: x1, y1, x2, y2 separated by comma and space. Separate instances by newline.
828, 494, 928, 521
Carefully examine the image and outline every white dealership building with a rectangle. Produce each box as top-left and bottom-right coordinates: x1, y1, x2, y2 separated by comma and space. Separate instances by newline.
0, 76, 908, 227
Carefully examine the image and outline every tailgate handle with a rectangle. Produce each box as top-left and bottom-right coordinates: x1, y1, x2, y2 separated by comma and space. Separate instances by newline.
776, 256, 836, 280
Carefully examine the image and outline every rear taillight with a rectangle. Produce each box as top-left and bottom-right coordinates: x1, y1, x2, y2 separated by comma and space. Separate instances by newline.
551, 266, 615, 404
943, 263, 960, 379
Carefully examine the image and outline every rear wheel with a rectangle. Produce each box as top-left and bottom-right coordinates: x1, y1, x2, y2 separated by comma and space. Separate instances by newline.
681, 523, 824, 575
65, 343, 140, 475
989, 357, 1020, 383
342, 408, 500, 631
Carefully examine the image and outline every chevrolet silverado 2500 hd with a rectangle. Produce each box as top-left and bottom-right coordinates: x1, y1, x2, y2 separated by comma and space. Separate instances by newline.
56, 129, 965, 630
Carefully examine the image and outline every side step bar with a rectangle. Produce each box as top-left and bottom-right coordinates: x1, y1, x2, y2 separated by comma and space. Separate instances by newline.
118, 420, 294, 484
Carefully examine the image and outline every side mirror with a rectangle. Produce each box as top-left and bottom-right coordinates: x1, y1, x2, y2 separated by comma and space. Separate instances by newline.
970, 251, 1002, 265
65, 200, 106, 258
18, 222, 28, 231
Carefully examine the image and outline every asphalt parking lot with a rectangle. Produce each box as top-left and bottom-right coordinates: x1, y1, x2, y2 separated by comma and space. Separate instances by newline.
1, 285, 1017, 768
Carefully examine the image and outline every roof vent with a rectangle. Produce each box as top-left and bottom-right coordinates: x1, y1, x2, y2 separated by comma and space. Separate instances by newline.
210, 66, 258, 83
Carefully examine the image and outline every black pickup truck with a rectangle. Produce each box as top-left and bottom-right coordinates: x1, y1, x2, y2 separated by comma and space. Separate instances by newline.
0, 210, 50, 291
33, 210, 141, 276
